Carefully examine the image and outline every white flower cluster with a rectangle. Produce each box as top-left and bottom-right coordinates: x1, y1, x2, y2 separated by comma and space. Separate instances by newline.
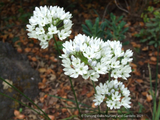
60, 34, 133, 81
26, 6, 73, 49
93, 80, 131, 109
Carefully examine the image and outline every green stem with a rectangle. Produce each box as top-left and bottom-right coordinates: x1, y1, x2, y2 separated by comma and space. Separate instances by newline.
53, 35, 61, 56
154, 44, 159, 119
69, 77, 82, 119
92, 80, 101, 120
0, 77, 50, 120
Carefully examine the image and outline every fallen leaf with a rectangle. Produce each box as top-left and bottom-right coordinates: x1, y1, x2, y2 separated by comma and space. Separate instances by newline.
62, 108, 67, 113
131, 42, 141, 48
14, 110, 20, 116
134, 71, 141, 76
74, 110, 79, 115
29, 43, 34, 47
130, 63, 137, 68
87, 89, 95, 98
158, 74, 160, 79
24, 47, 31, 53
148, 61, 156, 65
146, 94, 152, 102
136, 79, 143, 83
48, 115, 55, 120
130, 27, 135, 32
142, 92, 148, 96
64, 86, 71, 90
67, 101, 73, 105
9, 33, 14, 39
17, 47, 23, 53
80, 86, 88, 95
31, 57, 37, 62
16, 114, 25, 119
38, 68, 47, 73
142, 46, 148, 51
40, 97, 45, 103
92, 102, 96, 108
138, 61, 144, 66
124, 22, 131, 28
139, 22, 144, 27
150, 56, 157, 62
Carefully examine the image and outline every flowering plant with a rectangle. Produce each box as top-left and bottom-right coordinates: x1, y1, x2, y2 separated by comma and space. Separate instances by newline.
60, 34, 133, 81
24, 5, 134, 119
93, 80, 131, 109
26, 6, 73, 49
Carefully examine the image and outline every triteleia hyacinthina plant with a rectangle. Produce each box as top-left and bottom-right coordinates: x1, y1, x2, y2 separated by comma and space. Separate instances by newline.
26, 6, 73, 49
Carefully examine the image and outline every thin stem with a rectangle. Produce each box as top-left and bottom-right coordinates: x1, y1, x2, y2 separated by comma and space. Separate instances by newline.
92, 80, 101, 120
154, 44, 159, 119
53, 35, 61, 56
0, 77, 50, 120
148, 63, 154, 119
69, 77, 82, 119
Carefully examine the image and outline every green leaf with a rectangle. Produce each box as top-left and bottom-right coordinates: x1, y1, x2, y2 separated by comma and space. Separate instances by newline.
121, 27, 129, 34
12, 37, 19, 43
92, 17, 99, 36
140, 38, 148, 42
148, 41, 155, 45
116, 15, 123, 23
155, 100, 160, 120
122, 41, 130, 45
85, 20, 93, 31
138, 102, 144, 113
82, 24, 92, 36
154, 43, 157, 48
19, 108, 23, 113
100, 21, 107, 30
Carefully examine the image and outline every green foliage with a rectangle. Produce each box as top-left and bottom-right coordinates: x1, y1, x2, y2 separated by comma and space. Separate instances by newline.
18, 8, 32, 23
136, 7, 160, 47
82, 13, 129, 44
54, 41, 63, 50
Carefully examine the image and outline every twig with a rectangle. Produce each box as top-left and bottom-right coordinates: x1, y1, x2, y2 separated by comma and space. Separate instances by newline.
114, 0, 129, 14
102, 1, 112, 22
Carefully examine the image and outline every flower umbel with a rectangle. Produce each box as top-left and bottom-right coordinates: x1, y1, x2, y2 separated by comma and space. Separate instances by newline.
93, 80, 131, 109
26, 6, 73, 49
60, 34, 133, 81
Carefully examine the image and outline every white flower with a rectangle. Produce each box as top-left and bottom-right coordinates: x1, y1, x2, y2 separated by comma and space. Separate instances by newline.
82, 72, 90, 80
124, 49, 133, 58
111, 69, 121, 79
121, 97, 131, 108
70, 69, 79, 78
114, 101, 121, 109
120, 65, 132, 80
94, 80, 131, 110
48, 24, 58, 34
75, 62, 88, 75
112, 91, 121, 101
93, 94, 105, 106
106, 100, 115, 110
89, 70, 100, 81
26, 5, 73, 48
40, 41, 48, 49
94, 63, 107, 74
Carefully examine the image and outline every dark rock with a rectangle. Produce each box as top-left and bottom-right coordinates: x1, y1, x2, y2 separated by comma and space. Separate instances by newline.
0, 41, 41, 120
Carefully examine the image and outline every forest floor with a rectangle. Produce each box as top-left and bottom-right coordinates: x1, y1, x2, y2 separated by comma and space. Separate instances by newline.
0, 0, 160, 120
